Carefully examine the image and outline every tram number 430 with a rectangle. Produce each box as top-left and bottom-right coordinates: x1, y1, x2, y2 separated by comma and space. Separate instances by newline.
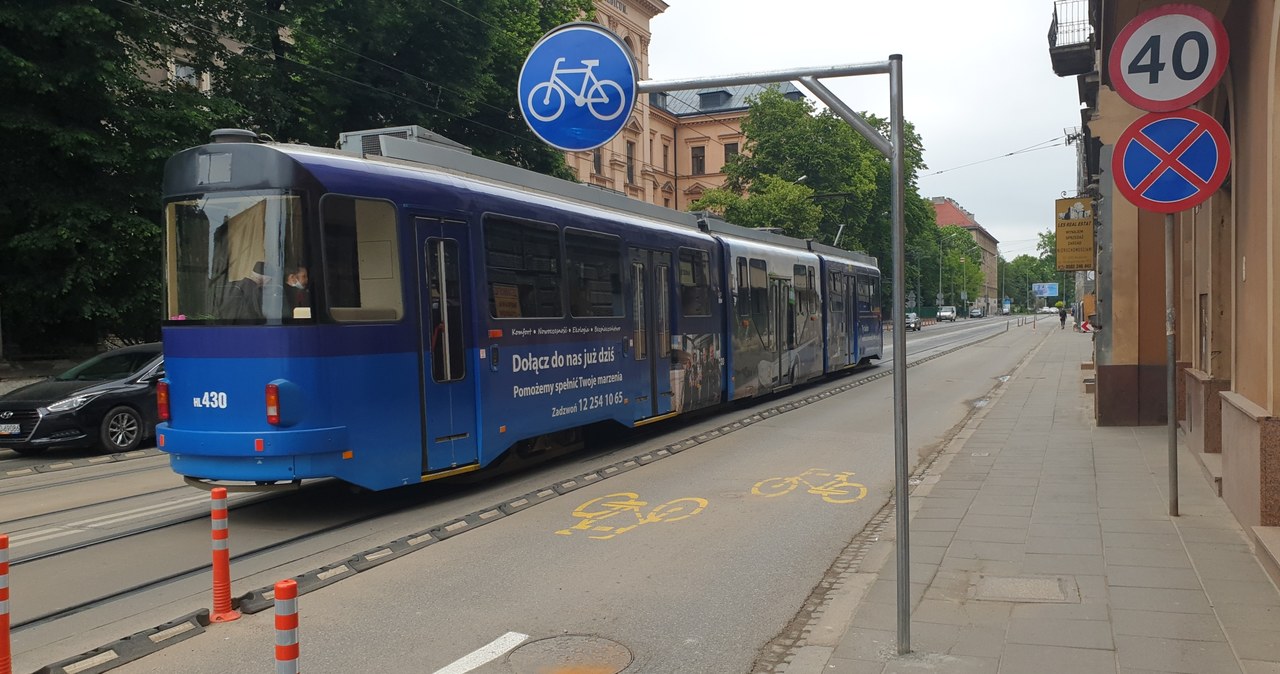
193, 391, 229, 409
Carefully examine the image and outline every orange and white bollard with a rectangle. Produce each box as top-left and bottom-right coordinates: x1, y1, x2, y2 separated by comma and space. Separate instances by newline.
2, 534, 10, 674
274, 579, 299, 674
210, 488, 240, 623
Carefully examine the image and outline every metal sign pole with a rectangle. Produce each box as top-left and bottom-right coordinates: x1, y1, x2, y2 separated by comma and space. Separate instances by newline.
1166, 213, 1179, 516
888, 54, 910, 656
635, 54, 911, 653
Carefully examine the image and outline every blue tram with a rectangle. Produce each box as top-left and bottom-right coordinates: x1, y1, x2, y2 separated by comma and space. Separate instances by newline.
157, 128, 881, 491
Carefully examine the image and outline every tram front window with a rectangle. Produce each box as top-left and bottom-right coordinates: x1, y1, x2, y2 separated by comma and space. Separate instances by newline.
165, 191, 307, 323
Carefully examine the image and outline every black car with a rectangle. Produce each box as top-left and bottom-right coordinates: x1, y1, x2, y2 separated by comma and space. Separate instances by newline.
905, 313, 922, 331
0, 343, 164, 455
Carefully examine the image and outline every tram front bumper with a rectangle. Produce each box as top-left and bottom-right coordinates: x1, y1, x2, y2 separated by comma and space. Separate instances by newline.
157, 425, 350, 482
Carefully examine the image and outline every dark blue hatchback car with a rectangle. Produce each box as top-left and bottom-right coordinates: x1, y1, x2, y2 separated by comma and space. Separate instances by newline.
0, 343, 164, 455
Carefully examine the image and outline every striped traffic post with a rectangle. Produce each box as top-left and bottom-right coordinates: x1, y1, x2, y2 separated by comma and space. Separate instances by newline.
209, 488, 240, 623
2, 534, 10, 674
274, 579, 299, 674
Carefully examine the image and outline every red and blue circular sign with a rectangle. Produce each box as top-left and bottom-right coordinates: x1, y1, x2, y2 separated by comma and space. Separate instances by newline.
1112, 107, 1230, 213
1109, 4, 1229, 113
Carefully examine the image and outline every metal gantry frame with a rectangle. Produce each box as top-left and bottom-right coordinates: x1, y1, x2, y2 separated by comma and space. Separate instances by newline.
638, 57, 913, 654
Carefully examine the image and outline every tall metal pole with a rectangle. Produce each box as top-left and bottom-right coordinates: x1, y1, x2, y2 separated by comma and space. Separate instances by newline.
938, 246, 943, 307
1165, 213, 1179, 516
888, 54, 911, 656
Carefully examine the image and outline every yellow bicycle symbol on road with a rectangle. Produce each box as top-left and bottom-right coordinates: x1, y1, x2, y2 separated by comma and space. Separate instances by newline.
752, 469, 868, 504
556, 492, 708, 540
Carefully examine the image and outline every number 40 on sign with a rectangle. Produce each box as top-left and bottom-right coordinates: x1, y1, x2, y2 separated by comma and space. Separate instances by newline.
1109, 4, 1229, 113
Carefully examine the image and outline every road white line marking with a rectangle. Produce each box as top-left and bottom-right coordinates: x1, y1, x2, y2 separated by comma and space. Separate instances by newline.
432, 631, 529, 674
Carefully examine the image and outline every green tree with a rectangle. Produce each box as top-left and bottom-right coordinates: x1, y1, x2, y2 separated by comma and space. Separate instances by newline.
206, 0, 591, 176
690, 88, 934, 309
0, 0, 595, 355
0, 1, 241, 353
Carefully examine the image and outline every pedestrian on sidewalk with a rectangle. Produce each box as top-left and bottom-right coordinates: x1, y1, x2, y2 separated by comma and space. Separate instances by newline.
1059, 306, 1067, 329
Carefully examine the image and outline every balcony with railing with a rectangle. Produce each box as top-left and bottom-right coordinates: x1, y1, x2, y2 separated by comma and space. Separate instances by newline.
1048, 0, 1094, 77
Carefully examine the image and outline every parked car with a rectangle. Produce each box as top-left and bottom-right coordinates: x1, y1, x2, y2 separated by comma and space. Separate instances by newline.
905, 313, 922, 331
937, 306, 957, 321
1039, 306, 1061, 314
969, 307, 984, 318
0, 343, 163, 455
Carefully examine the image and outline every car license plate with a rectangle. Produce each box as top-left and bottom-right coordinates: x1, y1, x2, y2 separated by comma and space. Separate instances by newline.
0, 423, 20, 435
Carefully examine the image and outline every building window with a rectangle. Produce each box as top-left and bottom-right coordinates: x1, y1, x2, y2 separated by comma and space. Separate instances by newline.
171, 60, 207, 92
663, 198, 670, 208
725, 143, 739, 163
691, 146, 705, 175
626, 141, 635, 184
662, 144, 669, 172
593, 150, 603, 176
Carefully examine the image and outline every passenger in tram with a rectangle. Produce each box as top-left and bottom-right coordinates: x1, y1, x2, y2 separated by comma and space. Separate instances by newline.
220, 261, 268, 320
285, 265, 310, 316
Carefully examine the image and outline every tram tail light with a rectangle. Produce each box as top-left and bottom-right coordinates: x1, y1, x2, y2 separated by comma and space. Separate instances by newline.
157, 381, 170, 421
266, 383, 280, 425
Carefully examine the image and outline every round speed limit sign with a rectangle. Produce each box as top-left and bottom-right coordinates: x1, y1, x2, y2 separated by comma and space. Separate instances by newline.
1109, 4, 1229, 112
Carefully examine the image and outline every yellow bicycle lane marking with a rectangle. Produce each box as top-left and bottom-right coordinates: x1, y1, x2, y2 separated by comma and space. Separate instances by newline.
556, 492, 708, 540
752, 469, 868, 504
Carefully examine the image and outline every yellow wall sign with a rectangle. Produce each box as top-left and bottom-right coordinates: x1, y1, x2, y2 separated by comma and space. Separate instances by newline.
1055, 197, 1095, 272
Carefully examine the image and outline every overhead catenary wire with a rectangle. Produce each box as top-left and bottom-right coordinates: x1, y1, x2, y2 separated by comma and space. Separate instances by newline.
919, 136, 1069, 178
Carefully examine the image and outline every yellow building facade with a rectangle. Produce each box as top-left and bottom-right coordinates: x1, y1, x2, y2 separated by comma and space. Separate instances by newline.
1051, 0, 1280, 580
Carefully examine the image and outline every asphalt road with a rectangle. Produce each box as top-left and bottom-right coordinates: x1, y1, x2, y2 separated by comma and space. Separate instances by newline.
3, 316, 1035, 672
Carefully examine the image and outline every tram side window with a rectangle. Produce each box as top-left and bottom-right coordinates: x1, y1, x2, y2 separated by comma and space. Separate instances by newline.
857, 279, 872, 314
484, 216, 562, 318
322, 196, 403, 322
736, 256, 749, 318
749, 258, 771, 348
566, 229, 622, 317
829, 271, 844, 316
678, 248, 712, 317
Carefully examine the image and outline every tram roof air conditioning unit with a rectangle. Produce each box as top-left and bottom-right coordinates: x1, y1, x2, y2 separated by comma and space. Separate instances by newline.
338, 125, 472, 157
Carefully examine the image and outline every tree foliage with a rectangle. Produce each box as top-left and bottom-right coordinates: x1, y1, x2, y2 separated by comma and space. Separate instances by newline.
690, 88, 937, 310
0, 1, 242, 353
0, 0, 592, 355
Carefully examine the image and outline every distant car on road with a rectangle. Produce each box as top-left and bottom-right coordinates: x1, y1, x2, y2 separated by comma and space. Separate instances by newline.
969, 307, 983, 318
937, 306, 957, 321
905, 313, 922, 331
1039, 306, 1060, 314
0, 343, 164, 455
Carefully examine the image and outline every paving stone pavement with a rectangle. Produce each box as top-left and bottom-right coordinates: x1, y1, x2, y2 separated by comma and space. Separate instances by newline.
786, 329, 1280, 674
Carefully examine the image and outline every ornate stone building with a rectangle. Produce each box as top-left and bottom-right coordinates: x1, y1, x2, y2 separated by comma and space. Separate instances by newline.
570, 0, 802, 211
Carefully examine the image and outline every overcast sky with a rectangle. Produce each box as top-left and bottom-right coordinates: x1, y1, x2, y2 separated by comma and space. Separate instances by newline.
647, 0, 1083, 260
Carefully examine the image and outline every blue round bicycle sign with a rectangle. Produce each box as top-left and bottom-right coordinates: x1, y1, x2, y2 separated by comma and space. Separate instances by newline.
518, 23, 637, 152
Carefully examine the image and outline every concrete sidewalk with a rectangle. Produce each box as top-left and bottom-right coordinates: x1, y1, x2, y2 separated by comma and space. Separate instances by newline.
789, 331, 1280, 673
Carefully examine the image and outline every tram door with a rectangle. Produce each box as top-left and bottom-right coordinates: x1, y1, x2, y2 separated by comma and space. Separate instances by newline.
771, 277, 795, 387
844, 274, 860, 366
416, 217, 478, 472
628, 248, 674, 420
